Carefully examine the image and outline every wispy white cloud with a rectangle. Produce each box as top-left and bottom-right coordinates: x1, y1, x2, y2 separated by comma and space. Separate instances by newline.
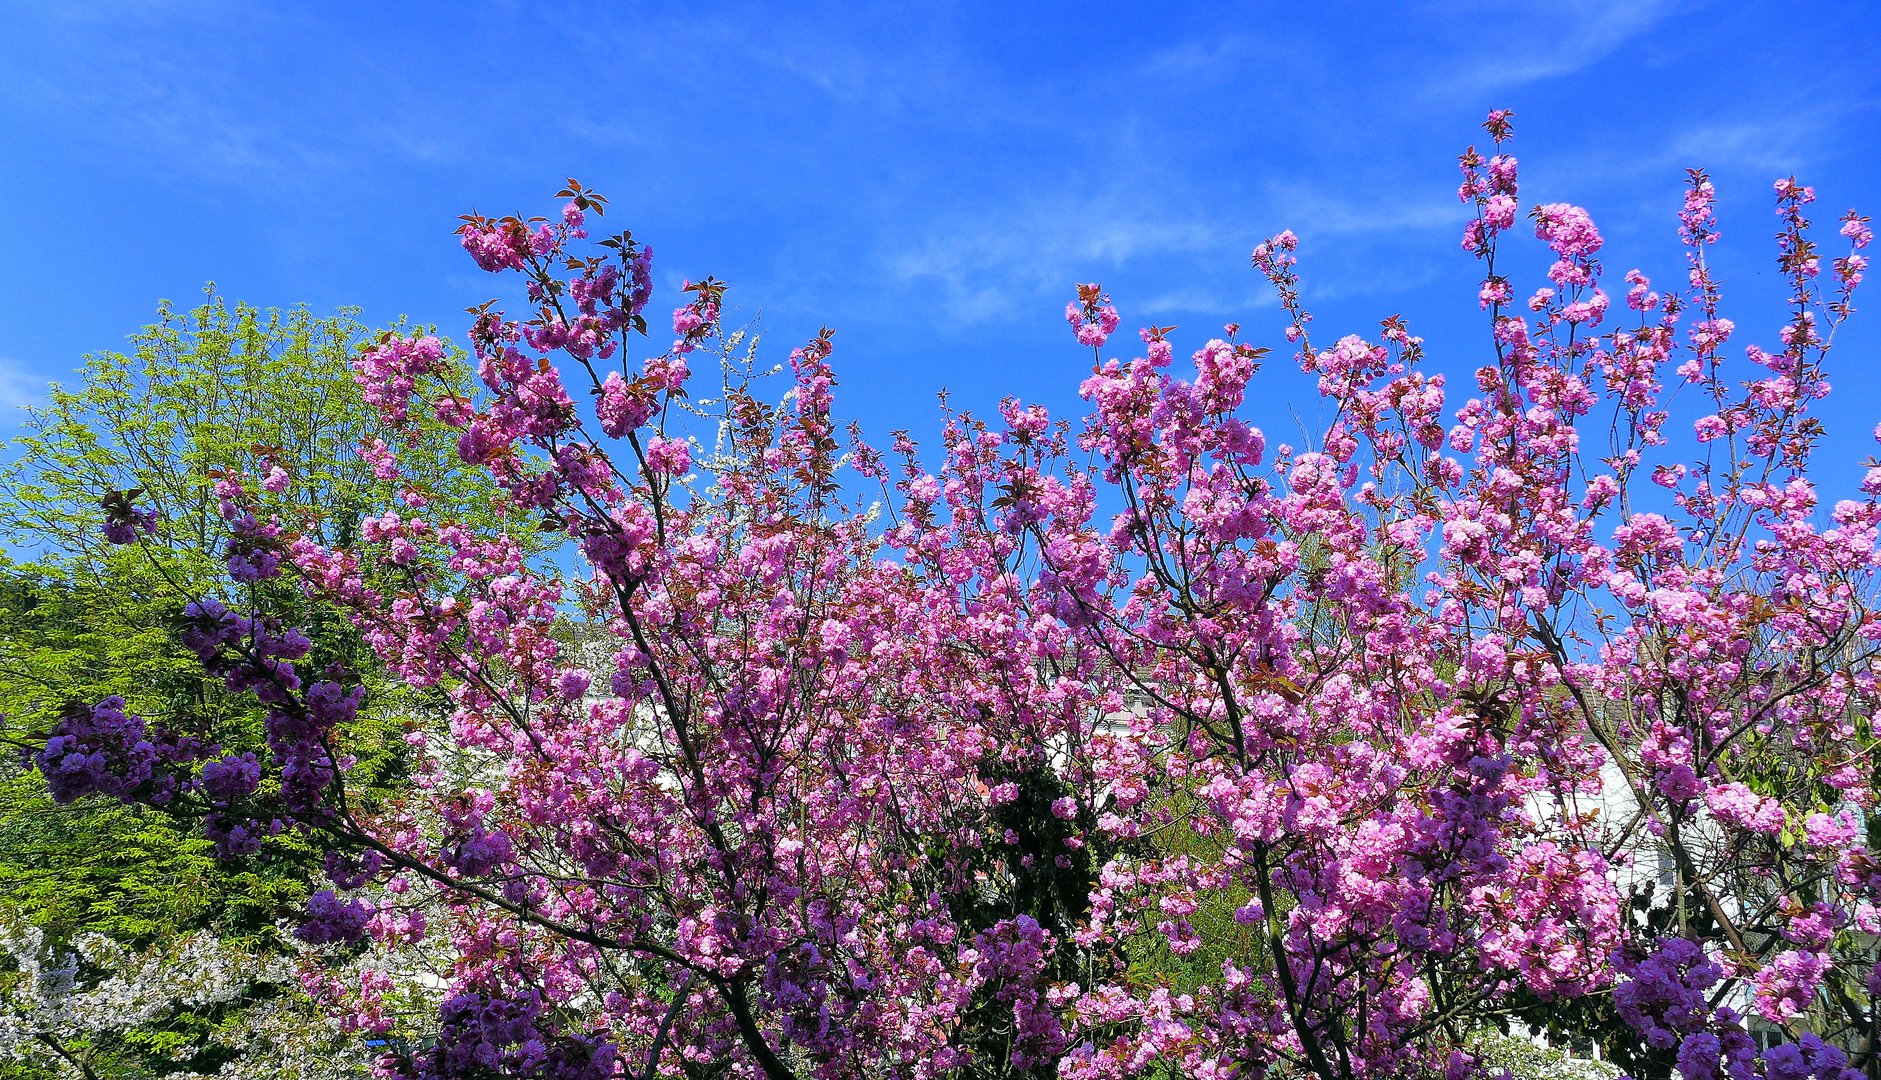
1137, 34, 1263, 81
1260, 184, 1465, 239
1135, 288, 1278, 319
883, 191, 1226, 323
0, 5, 517, 186
883, 178, 1464, 325
1429, 0, 1681, 96
0, 358, 53, 411
558, 114, 658, 151
1516, 102, 1850, 204
1662, 114, 1827, 174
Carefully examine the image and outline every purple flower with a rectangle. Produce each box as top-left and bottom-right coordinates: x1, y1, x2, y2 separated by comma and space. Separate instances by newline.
199, 751, 261, 803
1675, 1032, 1721, 1080
205, 811, 268, 859
36, 697, 159, 804
295, 888, 372, 946
443, 823, 514, 878
324, 849, 386, 890
385, 992, 617, 1080
100, 491, 157, 545
1613, 937, 1720, 1049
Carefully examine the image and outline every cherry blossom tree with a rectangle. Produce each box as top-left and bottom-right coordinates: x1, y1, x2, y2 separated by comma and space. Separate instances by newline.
28, 119, 1881, 1080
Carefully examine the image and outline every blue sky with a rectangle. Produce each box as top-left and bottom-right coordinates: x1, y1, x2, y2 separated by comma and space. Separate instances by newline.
3, 1, 1878, 486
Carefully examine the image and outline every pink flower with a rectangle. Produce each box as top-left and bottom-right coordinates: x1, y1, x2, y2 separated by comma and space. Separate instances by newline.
1704, 781, 1786, 836
644, 436, 691, 477
1067, 283, 1121, 349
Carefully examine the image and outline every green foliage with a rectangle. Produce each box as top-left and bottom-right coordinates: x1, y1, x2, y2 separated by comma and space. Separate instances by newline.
0, 288, 523, 1078
0, 287, 502, 569
1120, 792, 1264, 999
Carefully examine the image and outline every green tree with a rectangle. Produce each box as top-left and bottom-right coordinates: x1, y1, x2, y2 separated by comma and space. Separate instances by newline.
0, 288, 527, 1078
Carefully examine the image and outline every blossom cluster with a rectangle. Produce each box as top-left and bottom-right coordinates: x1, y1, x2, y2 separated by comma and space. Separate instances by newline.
1067, 281, 1122, 348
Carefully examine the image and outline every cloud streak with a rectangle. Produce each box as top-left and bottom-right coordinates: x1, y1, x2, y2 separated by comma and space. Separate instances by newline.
0, 358, 52, 412
883, 181, 1464, 325
1426, 0, 1681, 97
